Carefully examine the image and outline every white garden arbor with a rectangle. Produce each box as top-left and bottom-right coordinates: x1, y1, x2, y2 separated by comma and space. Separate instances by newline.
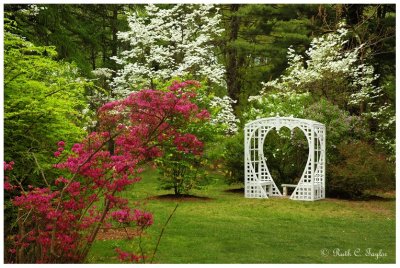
244, 117, 325, 201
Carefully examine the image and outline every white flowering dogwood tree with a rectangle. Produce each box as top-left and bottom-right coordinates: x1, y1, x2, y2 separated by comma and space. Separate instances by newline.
111, 4, 225, 95
249, 26, 394, 155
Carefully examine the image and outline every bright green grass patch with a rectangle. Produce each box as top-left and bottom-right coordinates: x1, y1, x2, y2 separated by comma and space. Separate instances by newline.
87, 168, 395, 264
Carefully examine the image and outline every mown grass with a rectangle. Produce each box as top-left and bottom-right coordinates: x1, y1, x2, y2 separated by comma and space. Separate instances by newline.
87, 168, 395, 264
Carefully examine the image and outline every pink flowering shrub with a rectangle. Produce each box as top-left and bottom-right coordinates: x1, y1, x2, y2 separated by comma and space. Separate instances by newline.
115, 248, 143, 263
155, 80, 217, 196
5, 81, 209, 263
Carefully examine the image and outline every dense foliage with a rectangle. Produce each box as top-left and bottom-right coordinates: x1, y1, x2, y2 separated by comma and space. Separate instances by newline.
4, 21, 87, 184
328, 141, 395, 199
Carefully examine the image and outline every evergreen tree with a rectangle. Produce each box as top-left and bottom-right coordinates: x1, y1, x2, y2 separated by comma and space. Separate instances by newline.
219, 4, 317, 109
4, 4, 129, 75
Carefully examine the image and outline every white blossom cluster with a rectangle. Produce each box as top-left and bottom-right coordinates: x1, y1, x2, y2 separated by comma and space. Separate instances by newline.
92, 67, 114, 79
209, 96, 239, 134
20, 4, 47, 16
246, 90, 310, 121
368, 103, 396, 157
110, 4, 226, 97
258, 27, 384, 106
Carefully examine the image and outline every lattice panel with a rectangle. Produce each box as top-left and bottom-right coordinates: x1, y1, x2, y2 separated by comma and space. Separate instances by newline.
269, 181, 282, 196
245, 184, 267, 198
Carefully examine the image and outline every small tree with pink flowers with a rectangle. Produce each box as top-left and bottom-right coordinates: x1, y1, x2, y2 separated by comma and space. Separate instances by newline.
155, 80, 215, 196
4, 81, 210, 263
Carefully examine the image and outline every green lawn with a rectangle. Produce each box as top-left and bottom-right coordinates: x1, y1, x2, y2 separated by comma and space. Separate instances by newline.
87, 168, 396, 264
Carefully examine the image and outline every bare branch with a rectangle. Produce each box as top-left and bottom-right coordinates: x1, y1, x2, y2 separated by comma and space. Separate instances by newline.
150, 203, 179, 263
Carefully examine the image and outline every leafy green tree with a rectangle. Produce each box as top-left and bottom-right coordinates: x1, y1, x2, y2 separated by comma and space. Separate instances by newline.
4, 21, 87, 184
4, 19, 90, 251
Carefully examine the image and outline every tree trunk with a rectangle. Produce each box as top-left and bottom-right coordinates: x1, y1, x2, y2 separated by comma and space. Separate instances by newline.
174, 183, 179, 196
111, 5, 119, 71
109, 5, 119, 98
17, 208, 26, 263
91, 47, 96, 70
226, 4, 241, 107
344, 4, 365, 25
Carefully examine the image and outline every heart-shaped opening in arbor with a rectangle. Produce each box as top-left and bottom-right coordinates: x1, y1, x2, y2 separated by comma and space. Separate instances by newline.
262, 127, 309, 194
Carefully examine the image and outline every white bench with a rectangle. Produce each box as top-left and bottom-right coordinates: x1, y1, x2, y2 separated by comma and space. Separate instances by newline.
281, 184, 297, 196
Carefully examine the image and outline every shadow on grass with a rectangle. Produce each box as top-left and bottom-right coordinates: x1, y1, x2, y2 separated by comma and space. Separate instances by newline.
327, 190, 396, 201
225, 188, 396, 202
147, 194, 213, 201
224, 188, 244, 194
346, 194, 396, 202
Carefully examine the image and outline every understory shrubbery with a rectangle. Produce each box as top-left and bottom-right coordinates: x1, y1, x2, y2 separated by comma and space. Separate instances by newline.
328, 141, 395, 199
223, 131, 245, 185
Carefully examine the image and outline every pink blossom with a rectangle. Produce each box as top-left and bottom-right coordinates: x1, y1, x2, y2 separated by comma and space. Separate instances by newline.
133, 209, 153, 227
66, 181, 81, 196
196, 109, 211, 120
55, 176, 69, 185
54, 151, 61, 158
71, 143, 84, 154
111, 209, 132, 223
4, 181, 13, 191
57, 141, 65, 147
4, 161, 14, 171
174, 133, 204, 155
46, 210, 62, 220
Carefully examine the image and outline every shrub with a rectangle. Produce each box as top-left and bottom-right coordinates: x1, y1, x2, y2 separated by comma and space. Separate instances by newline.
328, 141, 395, 199
222, 131, 245, 184
302, 98, 368, 163
155, 80, 238, 195
156, 151, 211, 195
